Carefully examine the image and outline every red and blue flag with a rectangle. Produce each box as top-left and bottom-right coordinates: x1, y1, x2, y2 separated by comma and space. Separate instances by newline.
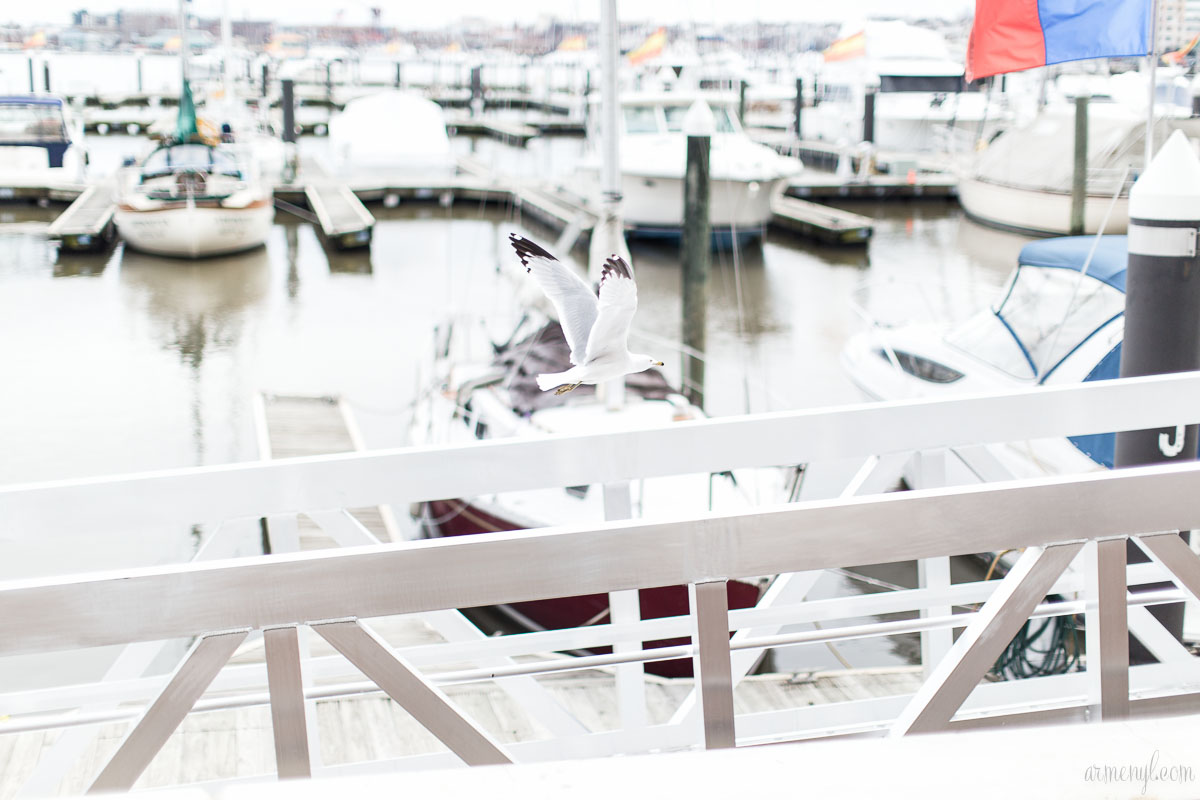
966, 0, 1154, 82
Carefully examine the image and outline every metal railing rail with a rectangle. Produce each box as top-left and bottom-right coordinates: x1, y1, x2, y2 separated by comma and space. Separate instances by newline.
0, 459, 1199, 790
4, 373, 1200, 793
5, 371, 1200, 539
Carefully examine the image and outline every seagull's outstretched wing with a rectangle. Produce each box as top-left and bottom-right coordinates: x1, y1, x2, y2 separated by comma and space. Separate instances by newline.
509, 233, 598, 365
584, 255, 638, 364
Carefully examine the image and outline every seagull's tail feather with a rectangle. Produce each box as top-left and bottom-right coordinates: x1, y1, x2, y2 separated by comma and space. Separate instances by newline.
537, 370, 576, 392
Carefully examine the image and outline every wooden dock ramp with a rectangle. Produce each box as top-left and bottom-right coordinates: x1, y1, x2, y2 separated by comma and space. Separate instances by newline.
46, 183, 117, 252
304, 184, 375, 250
252, 393, 399, 549
769, 193, 873, 245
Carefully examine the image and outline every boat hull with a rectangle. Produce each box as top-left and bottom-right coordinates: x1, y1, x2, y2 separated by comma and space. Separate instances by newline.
115, 199, 274, 258
421, 498, 764, 678
957, 176, 1129, 237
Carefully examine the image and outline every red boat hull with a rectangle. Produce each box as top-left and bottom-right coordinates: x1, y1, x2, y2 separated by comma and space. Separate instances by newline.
420, 499, 763, 678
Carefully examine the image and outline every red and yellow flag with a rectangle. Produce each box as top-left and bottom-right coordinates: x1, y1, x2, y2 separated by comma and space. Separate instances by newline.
558, 34, 587, 52
1165, 32, 1200, 65
823, 30, 866, 62
627, 28, 666, 65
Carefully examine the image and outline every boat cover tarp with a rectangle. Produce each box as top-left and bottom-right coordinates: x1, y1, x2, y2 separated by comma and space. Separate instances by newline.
495, 320, 676, 415
1018, 234, 1127, 291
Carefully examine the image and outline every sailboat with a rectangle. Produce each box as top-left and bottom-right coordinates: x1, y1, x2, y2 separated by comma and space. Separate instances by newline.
114, 1, 273, 259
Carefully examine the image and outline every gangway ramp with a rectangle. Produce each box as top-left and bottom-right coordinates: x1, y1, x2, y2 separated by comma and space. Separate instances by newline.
252, 393, 401, 549
304, 183, 375, 250
46, 183, 117, 252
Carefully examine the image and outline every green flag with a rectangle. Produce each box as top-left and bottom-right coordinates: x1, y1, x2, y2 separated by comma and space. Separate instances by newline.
176, 76, 198, 142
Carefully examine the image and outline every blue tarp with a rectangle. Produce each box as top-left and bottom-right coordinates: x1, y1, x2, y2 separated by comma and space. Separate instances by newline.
1017, 235, 1127, 292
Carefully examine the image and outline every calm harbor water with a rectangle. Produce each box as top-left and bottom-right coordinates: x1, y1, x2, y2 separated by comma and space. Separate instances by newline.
0, 132, 1036, 677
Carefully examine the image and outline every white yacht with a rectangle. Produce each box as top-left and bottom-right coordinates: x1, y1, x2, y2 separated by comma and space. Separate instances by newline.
115, 140, 273, 258
327, 90, 456, 181
957, 73, 1200, 236
807, 20, 1009, 153
0, 94, 87, 189
115, 91, 273, 260
841, 235, 1129, 482
574, 91, 801, 244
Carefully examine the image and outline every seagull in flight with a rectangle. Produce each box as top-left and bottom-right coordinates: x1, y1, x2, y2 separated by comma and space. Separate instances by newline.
509, 233, 663, 395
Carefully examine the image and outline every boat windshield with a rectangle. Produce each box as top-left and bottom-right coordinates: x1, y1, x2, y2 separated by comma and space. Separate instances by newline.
945, 266, 1124, 380
663, 105, 737, 133
140, 144, 242, 179
0, 102, 67, 143
879, 75, 970, 93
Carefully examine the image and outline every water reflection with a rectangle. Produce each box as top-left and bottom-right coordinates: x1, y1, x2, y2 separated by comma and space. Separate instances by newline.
119, 245, 272, 368
53, 246, 115, 278
324, 241, 374, 274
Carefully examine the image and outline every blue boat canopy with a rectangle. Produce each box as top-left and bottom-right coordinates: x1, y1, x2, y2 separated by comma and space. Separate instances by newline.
0, 95, 64, 106
1017, 235, 1127, 292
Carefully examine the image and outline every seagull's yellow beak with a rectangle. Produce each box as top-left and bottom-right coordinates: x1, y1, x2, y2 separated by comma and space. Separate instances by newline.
654, 361, 664, 366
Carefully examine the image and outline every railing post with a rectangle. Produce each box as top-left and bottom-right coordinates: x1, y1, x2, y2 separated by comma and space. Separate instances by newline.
891, 543, 1082, 737
914, 450, 953, 675
264, 626, 312, 779
689, 580, 735, 749
604, 480, 647, 730
1084, 538, 1130, 719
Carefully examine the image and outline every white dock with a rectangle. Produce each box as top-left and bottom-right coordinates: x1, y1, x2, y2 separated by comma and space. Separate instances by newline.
45, 184, 117, 252
252, 393, 399, 548
0, 667, 924, 796
769, 193, 873, 245
303, 184, 374, 250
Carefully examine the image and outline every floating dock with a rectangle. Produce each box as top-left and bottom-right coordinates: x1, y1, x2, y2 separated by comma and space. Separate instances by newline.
0, 666, 924, 795
769, 193, 873, 245
304, 183, 375, 250
44, 184, 117, 252
445, 114, 540, 146
252, 393, 399, 547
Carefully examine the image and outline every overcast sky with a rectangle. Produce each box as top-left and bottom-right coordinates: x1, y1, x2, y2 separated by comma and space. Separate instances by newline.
5, 1, 975, 29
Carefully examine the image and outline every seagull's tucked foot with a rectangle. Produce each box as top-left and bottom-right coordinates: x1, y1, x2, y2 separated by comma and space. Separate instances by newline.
554, 383, 582, 395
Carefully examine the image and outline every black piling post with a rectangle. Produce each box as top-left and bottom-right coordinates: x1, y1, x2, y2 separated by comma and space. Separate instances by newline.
281, 78, 296, 143
470, 65, 483, 117
682, 102, 713, 409
793, 77, 803, 139
1070, 95, 1089, 235
1114, 130, 1200, 661
863, 88, 876, 144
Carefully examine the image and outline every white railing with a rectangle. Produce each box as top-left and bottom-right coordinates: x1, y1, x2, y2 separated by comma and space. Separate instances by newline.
3, 373, 1200, 794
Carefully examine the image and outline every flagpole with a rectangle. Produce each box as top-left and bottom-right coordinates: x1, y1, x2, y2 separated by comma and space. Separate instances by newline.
1145, 0, 1159, 171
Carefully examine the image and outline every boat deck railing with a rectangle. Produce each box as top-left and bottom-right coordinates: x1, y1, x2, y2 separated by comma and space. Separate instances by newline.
3, 373, 1200, 793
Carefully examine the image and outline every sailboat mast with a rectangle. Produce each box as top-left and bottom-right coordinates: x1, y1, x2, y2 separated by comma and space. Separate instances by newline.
599, 0, 621, 221
221, 0, 233, 97
178, 0, 191, 82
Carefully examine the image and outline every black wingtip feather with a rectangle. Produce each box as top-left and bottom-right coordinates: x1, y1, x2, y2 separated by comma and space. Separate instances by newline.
508, 233, 557, 273
602, 255, 632, 282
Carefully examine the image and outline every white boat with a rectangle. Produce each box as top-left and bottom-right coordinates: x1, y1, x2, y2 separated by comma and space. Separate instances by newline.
806, 20, 1010, 154
0, 94, 87, 189
957, 90, 1200, 236
326, 90, 457, 182
115, 137, 273, 258
841, 235, 1130, 483
574, 91, 801, 243
409, 311, 789, 675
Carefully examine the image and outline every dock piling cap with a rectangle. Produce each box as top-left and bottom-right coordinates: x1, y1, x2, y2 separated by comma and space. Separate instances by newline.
1130, 130, 1200, 221
683, 100, 716, 137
